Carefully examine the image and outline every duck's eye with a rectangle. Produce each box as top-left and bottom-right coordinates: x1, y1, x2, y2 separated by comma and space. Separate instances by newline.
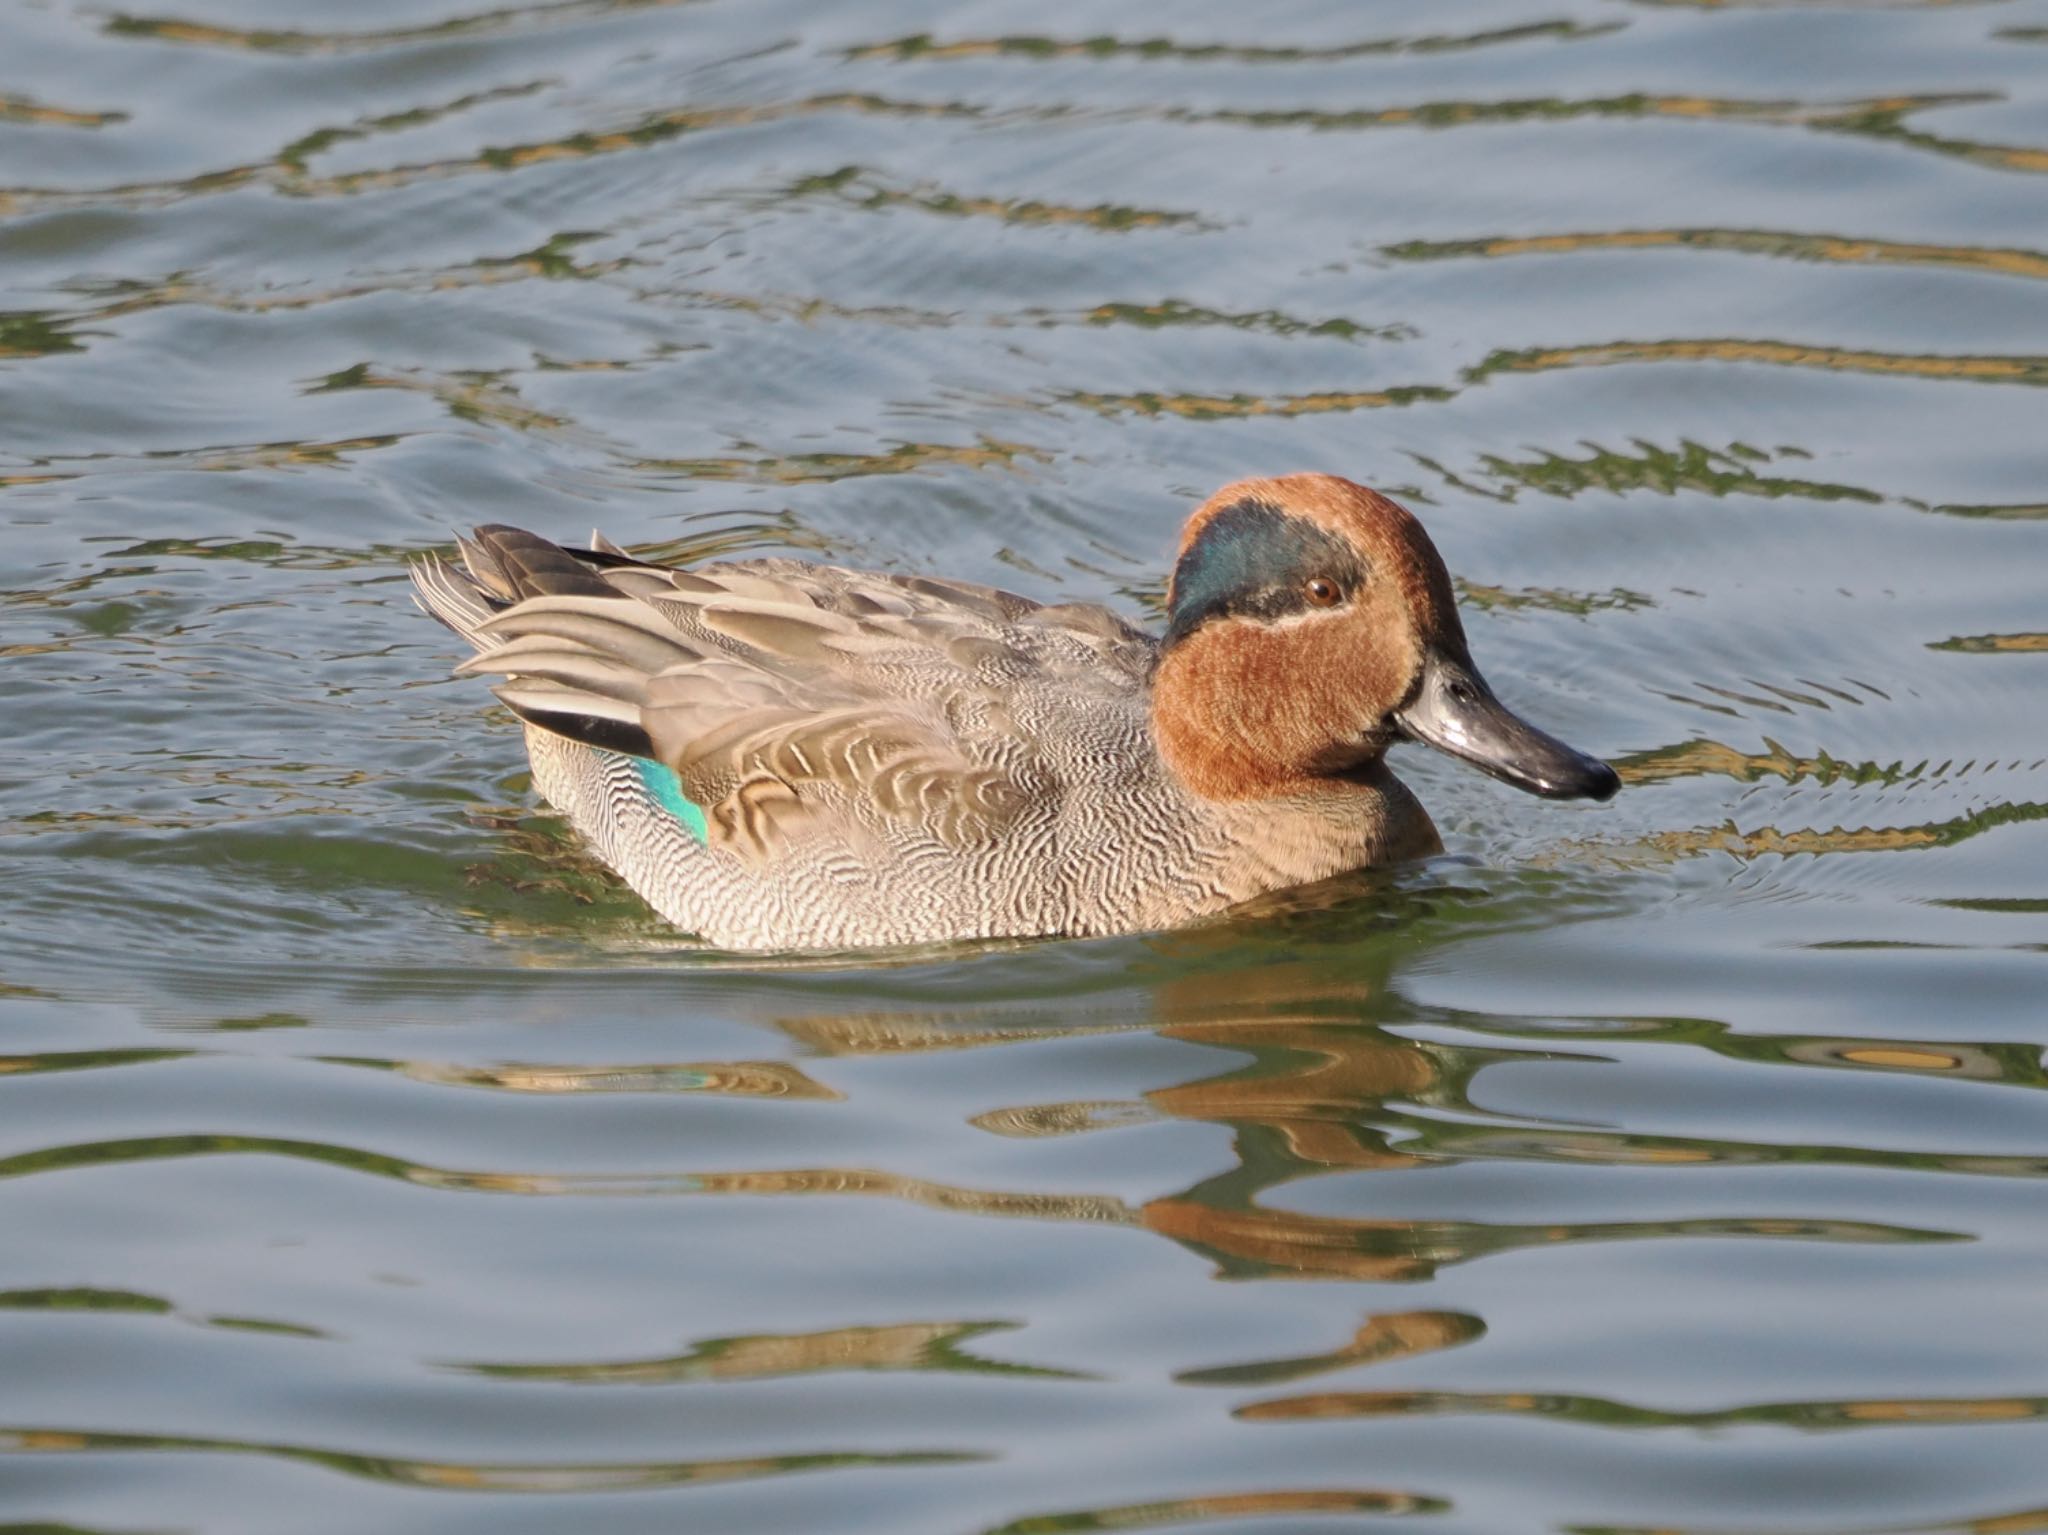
1303, 576, 1343, 607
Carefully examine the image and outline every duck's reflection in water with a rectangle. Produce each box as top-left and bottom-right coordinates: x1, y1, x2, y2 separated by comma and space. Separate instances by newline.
1130, 966, 1511, 1283
778, 933, 1953, 1287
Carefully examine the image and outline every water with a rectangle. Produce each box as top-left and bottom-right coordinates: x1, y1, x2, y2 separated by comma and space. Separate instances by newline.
4, 0, 2048, 1530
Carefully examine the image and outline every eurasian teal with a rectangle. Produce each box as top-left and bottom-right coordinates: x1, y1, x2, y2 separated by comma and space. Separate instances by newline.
413, 474, 1618, 950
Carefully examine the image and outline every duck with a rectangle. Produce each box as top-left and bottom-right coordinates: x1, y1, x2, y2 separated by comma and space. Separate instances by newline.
412, 473, 1618, 951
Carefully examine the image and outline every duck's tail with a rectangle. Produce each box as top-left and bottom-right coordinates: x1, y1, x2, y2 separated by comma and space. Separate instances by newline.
409, 525, 632, 651
412, 525, 705, 761
410, 529, 719, 913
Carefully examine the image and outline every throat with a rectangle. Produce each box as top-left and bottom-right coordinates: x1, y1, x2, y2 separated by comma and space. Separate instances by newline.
1154, 704, 1393, 804
1326, 753, 1399, 791
1204, 755, 1441, 877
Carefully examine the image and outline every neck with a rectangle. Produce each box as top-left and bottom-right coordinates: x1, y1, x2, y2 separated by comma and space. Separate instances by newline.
1151, 640, 1380, 802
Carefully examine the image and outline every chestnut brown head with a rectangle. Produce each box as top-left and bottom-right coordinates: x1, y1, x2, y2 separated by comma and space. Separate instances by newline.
1151, 474, 1619, 805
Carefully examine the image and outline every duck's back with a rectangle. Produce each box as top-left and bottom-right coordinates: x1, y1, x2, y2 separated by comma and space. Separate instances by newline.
414, 530, 1259, 948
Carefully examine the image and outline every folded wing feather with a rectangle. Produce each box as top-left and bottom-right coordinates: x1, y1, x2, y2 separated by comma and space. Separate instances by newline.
437, 545, 1150, 862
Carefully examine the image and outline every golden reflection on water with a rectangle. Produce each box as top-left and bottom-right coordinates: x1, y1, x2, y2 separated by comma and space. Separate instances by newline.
1076, 300, 1412, 342
1191, 90, 1974, 134
0, 1426, 975, 1492
648, 436, 1046, 485
788, 165, 1204, 230
451, 1318, 1079, 1384
103, 0, 705, 55
1054, 328, 2048, 429
1142, 1199, 1940, 1283
1474, 338, 2048, 387
1605, 799, 2048, 863
1163, 86, 2048, 180
274, 81, 553, 172
5, 940, 1997, 1287
1822, 98, 2048, 176
0, 94, 126, 127
896, 958, 1971, 1280
1441, 1014, 2048, 1091
0, 435, 402, 485
0, 231, 623, 355
1236, 1388, 2048, 1430
1456, 580, 1656, 617
980, 1487, 1447, 1535
0, 94, 1020, 217
1621, 739, 1957, 789
1386, 227, 2048, 283
1061, 385, 1453, 420
15, 77, 2038, 228
845, 21, 1618, 64
1416, 437, 1887, 508
1931, 632, 2048, 654
772, 1011, 1143, 1056
3, 903, 2037, 1518
0, 1128, 1123, 1213
332, 1055, 841, 1099
311, 363, 573, 439
1176, 1309, 1483, 1387
657, 1167, 1134, 1225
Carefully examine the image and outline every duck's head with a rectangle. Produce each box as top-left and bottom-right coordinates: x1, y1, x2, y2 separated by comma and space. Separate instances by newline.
1152, 473, 1620, 805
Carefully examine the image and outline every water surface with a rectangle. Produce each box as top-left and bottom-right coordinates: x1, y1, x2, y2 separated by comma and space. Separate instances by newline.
4, 1, 2048, 1531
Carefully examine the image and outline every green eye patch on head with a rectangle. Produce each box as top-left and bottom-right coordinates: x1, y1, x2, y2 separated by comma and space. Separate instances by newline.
1162, 497, 1369, 649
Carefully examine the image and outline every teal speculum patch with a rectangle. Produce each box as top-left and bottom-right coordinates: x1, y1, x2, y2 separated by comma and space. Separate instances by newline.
630, 755, 709, 844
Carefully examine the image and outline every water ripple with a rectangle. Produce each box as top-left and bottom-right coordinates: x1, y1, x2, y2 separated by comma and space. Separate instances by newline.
1176, 1310, 1485, 1387
1386, 227, 2048, 283
981, 1488, 1448, 1533
0, 93, 1029, 216
1142, 1203, 1955, 1284
0, 94, 126, 128
324, 1054, 842, 1098
1623, 739, 2046, 788
448, 1319, 1084, 1384
1238, 1389, 2048, 1431
0, 1425, 977, 1493
0, 1133, 1139, 1223
101, 0, 710, 56
0, 1047, 193, 1077
1930, 632, 2048, 654
845, 20, 1623, 66
1469, 338, 2048, 388
0, 1285, 327, 1339
643, 436, 1048, 485
1385, 1113, 2048, 1179
1595, 799, 2048, 863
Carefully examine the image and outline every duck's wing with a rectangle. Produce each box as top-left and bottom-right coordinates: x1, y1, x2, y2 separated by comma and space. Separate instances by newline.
413, 526, 1157, 860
